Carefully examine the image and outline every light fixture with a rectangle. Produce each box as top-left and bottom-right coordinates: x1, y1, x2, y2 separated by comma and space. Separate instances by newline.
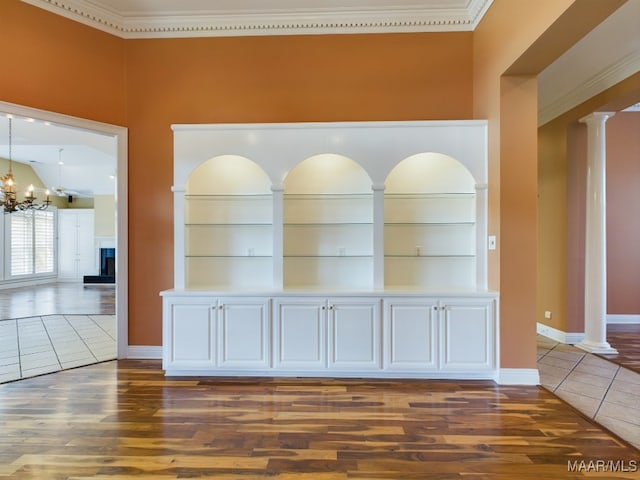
0, 117, 51, 213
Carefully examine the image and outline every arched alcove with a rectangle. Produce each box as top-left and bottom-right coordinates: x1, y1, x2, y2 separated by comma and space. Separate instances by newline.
184, 155, 273, 289
384, 152, 477, 290
282, 153, 373, 289
283, 153, 371, 193
385, 152, 476, 194
186, 154, 272, 195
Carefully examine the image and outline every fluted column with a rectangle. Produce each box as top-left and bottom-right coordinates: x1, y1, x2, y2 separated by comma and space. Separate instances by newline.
576, 112, 617, 354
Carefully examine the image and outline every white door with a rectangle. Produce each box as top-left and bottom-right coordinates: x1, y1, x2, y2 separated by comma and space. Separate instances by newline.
164, 301, 216, 370
440, 298, 495, 371
274, 298, 326, 369
384, 298, 438, 371
57, 210, 95, 280
328, 298, 381, 370
218, 297, 270, 369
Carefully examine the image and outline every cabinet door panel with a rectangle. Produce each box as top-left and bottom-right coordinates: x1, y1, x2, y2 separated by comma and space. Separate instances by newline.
219, 298, 270, 368
329, 299, 381, 369
274, 300, 326, 369
441, 299, 494, 371
167, 303, 215, 369
385, 299, 438, 370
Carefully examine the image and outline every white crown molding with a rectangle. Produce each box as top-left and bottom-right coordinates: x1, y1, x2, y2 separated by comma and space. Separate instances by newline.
21, 0, 493, 38
539, 49, 640, 126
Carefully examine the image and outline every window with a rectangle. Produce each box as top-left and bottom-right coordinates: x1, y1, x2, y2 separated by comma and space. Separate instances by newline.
10, 210, 55, 277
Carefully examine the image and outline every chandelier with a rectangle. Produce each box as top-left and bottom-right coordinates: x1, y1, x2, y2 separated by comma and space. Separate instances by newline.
0, 117, 51, 213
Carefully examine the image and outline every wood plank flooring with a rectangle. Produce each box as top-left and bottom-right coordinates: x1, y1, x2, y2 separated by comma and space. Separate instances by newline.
0, 360, 638, 479
600, 324, 640, 374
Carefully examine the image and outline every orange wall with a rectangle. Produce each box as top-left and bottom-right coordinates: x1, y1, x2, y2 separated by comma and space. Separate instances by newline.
473, 0, 625, 368
0, 1, 126, 126
126, 33, 474, 344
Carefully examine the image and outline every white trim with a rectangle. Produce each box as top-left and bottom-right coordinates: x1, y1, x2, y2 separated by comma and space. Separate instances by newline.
21, 0, 493, 38
0, 101, 128, 360
128, 345, 163, 359
537, 322, 584, 345
497, 369, 540, 385
539, 49, 640, 126
607, 314, 640, 324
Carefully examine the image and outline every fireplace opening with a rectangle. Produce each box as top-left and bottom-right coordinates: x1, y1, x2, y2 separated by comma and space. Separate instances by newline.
101, 248, 116, 277
84, 248, 116, 284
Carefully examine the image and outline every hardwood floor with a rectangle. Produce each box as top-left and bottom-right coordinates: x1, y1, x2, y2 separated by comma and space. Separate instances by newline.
0, 360, 638, 479
599, 324, 640, 374
0, 283, 115, 320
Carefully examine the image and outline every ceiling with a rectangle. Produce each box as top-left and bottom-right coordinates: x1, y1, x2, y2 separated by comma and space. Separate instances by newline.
2, 0, 638, 199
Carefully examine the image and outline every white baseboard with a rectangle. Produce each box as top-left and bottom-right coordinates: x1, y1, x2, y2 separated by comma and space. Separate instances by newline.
537, 322, 584, 344
497, 368, 540, 385
127, 345, 162, 359
607, 314, 640, 324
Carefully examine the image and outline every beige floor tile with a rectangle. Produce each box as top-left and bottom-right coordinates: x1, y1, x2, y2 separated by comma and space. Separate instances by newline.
572, 361, 620, 379
580, 354, 621, 370
553, 390, 601, 418
615, 368, 640, 386
538, 354, 581, 370
596, 400, 640, 425
611, 377, 640, 396
556, 377, 608, 401
602, 387, 640, 410
562, 370, 616, 389
546, 349, 585, 362
594, 414, 640, 450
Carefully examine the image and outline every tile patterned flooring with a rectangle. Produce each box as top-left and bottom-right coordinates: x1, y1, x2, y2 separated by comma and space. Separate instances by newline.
537, 335, 640, 450
0, 314, 116, 383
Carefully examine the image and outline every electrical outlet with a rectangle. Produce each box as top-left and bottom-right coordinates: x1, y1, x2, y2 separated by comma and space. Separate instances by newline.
544, 310, 552, 319
488, 235, 496, 250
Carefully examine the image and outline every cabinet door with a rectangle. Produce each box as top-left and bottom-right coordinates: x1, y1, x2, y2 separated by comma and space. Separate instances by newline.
57, 210, 96, 280
218, 297, 270, 369
328, 298, 381, 370
384, 298, 438, 370
57, 212, 78, 279
164, 300, 216, 370
274, 299, 326, 369
440, 298, 495, 371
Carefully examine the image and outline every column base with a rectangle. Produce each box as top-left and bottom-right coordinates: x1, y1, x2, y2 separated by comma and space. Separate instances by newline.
575, 340, 618, 355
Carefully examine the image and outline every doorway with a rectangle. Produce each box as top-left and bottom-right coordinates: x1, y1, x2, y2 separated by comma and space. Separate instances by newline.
0, 101, 128, 358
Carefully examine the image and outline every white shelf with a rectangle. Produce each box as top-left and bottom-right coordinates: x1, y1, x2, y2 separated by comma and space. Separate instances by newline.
186, 256, 273, 289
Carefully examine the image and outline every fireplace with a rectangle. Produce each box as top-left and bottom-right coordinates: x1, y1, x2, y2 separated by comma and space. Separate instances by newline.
100, 248, 116, 277
84, 248, 116, 284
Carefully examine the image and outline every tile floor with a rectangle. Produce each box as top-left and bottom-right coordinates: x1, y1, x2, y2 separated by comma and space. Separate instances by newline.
537, 334, 640, 450
0, 314, 116, 383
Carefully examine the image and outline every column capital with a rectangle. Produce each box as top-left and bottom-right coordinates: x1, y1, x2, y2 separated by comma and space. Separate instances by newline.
579, 111, 615, 125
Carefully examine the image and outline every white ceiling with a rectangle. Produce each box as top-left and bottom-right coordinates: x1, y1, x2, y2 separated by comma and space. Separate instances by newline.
2, 0, 637, 199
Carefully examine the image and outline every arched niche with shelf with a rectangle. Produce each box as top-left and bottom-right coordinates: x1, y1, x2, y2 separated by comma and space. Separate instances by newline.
282, 153, 374, 289
184, 155, 274, 289
384, 152, 479, 290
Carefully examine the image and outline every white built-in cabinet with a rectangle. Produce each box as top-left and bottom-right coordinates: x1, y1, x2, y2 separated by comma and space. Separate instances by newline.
57, 209, 96, 281
163, 121, 498, 380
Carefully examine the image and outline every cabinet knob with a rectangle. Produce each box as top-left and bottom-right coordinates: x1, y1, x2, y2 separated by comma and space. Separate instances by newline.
321, 305, 326, 310
329, 305, 334, 310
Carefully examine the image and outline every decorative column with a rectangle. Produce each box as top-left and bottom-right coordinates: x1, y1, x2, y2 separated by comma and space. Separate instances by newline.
576, 112, 617, 354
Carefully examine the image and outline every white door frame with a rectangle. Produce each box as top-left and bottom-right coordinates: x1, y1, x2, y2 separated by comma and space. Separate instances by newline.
0, 101, 129, 358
